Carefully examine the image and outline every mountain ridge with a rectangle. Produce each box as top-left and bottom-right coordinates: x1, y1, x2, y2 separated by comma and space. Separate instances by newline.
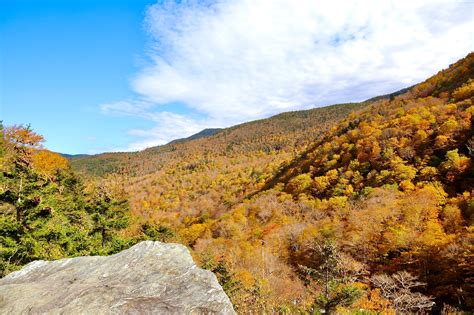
168, 128, 224, 145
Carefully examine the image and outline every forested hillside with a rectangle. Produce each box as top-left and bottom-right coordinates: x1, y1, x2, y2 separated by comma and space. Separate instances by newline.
2, 53, 473, 313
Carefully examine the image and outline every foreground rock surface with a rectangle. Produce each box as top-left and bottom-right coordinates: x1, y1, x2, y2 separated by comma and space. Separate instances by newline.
0, 241, 235, 314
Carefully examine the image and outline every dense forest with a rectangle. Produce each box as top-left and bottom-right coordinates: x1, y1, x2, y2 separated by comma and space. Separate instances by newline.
1, 53, 473, 313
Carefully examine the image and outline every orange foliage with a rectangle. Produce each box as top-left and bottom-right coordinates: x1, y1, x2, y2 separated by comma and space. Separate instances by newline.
32, 150, 70, 179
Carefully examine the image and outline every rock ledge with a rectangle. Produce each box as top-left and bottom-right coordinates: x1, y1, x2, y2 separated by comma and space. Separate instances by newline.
0, 241, 235, 314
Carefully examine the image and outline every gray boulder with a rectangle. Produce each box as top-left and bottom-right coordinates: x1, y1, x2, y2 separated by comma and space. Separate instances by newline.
0, 241, 235, 314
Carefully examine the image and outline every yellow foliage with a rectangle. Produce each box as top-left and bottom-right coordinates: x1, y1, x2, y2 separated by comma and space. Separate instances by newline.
419, 220, 450, 248
344, 184, 354, 196
419, 166, 439, 181
234, 270, 255, 289
439, 119, 458, 135
414, 129, 428, 142
313, 176, 330, 193
452, 78, 474, 101
286, 173, 312, 194
399, 180, 415, 192
32, 150, 69, 179
180, 223, 208, 245
435, 135, 449, 148
356, 288, 394, 313
326, 169, 339, 182
441, 204, 464, 233
390, 157, 417, 181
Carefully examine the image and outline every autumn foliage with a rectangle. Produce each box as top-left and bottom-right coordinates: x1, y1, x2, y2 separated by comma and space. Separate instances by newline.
2, 52, 474, 313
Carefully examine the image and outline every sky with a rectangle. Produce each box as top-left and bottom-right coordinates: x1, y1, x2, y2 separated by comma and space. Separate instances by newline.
1, 0, 473, 154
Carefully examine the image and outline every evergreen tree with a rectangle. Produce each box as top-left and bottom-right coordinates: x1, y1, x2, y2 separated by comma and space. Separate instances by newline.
0, 125, 131, 276
85, 180, 129, 252
301, 239, 363, 314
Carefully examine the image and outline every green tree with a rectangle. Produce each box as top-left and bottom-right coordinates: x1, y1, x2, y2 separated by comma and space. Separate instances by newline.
85, 181, 129, 250
0, 125, 44, 225
301, 239, 363, 314
0, 125, 91, 275
140, 223, 176, 242
202, 257, 241, 300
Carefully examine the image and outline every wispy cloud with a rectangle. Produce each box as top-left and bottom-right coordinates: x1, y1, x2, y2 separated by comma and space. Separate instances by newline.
125, 111, 212, 151
102, 0, 474, 151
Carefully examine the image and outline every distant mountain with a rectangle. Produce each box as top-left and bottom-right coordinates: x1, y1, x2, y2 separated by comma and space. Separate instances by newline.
59, 130, 221, 161
60, 153, 90, 159
167, 128, 223, 145
363, 86, 412, 102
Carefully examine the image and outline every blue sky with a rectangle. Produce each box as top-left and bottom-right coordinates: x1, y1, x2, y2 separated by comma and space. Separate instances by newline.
1, 0, 155, 153
1, 0, 473, 154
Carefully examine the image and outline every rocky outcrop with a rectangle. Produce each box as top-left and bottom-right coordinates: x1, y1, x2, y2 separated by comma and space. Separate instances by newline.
0, 241, 235, 314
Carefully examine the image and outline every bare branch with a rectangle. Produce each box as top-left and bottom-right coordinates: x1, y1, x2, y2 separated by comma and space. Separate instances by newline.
371, 271, 434, 313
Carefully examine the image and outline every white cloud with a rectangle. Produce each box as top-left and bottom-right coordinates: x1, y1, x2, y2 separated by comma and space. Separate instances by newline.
100, 100, 153, 118
100, 101, 217, 151
125, 111, 213, 151
103, 0, 474, 151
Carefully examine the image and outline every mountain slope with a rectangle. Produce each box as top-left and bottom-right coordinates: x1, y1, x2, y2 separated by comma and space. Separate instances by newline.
69, 53, 473, 312
217, 52, 473, 311
263, 53, 474, 195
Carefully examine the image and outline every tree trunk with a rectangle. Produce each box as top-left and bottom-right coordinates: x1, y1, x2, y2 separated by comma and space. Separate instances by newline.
16, 178, 23, 223
101, 227, 106, 248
